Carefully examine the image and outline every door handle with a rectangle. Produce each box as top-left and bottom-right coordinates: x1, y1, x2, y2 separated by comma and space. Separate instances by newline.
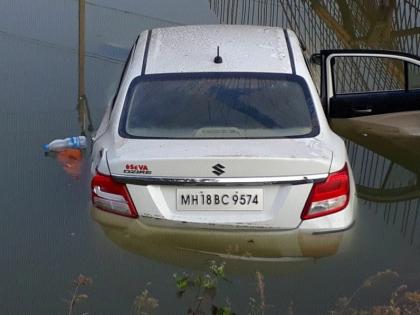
352, 108, 373, 114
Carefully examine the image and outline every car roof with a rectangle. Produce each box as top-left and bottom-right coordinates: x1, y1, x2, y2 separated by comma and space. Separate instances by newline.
130, 25, 300, 76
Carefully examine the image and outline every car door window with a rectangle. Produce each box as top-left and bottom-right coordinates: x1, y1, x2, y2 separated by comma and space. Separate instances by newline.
332, 56, 405, 95
316, 50, 420, 118
408, 63, 420, 90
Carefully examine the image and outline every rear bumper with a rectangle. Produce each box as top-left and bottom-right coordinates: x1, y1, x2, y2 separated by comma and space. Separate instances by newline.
91, 206, 355, 260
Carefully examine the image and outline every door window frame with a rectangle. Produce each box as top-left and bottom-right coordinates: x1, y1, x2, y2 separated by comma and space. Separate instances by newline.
316, 49, 420, 115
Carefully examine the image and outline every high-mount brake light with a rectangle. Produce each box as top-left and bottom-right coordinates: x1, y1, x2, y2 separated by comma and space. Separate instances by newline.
91, 173, 138, 218
301, 164, 350, 220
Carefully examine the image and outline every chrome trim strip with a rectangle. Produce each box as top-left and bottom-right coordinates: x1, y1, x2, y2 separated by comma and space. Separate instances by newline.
112, 173, 328, 186
311, 220, 355, 235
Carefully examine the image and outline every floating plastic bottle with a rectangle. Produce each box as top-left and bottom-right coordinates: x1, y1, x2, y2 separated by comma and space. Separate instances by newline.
43, 136, 87, 151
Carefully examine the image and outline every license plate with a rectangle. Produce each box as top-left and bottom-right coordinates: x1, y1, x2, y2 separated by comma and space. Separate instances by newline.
176, 188, 263, 211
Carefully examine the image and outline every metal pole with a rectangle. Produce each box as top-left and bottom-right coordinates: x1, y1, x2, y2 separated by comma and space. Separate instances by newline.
78, 0, 86, 98
77, 0, 93, 135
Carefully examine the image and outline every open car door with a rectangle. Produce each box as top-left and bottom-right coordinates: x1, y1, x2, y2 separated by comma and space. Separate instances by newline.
314, 50, 420, 118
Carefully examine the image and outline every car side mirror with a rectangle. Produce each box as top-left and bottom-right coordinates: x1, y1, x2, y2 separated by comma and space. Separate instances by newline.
310, 53, 321, 65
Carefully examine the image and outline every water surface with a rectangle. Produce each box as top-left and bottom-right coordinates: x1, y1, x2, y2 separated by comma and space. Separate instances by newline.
1, 1, 419, 314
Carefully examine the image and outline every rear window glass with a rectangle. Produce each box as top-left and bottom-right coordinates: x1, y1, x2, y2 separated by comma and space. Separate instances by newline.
119, 73, 319, 139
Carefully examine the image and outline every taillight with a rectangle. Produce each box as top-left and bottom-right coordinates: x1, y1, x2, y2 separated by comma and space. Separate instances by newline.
91, 173, 138, 218
301, 164, 350, 220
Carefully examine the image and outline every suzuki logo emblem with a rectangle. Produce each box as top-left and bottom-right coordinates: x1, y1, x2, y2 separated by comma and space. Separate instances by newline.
212, 164, 225, 176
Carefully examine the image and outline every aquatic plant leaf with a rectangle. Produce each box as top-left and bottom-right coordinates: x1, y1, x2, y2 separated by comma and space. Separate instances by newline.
201, 277, 217, 289
211, 305, 236, 315
176, 276, 190, 290
209, 261, 226, 278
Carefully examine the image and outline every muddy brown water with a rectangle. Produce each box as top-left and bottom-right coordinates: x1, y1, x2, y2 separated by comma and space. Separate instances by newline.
1, 1, 419, 314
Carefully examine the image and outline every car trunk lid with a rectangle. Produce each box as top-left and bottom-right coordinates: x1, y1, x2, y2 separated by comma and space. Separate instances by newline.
107, 138, 332, 178
105, 138, 332, 229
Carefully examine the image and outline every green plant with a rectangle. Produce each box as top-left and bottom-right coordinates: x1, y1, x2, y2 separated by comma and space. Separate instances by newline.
174, 260, 234, 314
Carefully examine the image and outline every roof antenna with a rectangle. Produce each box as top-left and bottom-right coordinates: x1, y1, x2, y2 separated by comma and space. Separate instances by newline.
214, 46, 223, 64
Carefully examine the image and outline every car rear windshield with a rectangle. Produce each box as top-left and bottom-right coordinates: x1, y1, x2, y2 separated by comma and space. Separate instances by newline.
119, 73, 319, 139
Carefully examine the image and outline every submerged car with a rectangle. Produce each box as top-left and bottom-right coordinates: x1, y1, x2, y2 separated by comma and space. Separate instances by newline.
90, 25, 420, 238
91, 24, 355, 234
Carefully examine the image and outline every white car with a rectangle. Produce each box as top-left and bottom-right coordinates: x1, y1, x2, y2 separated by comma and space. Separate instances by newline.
92, 25, 355, 236
90, 25, 420, 237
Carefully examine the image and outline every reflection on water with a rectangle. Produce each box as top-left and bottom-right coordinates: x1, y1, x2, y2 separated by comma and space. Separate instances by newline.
45, 149, 84, 179
332, 114, 420, 248
96, 224, 339, 275
92, 210, 347, 273
2, 0, 420, 314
